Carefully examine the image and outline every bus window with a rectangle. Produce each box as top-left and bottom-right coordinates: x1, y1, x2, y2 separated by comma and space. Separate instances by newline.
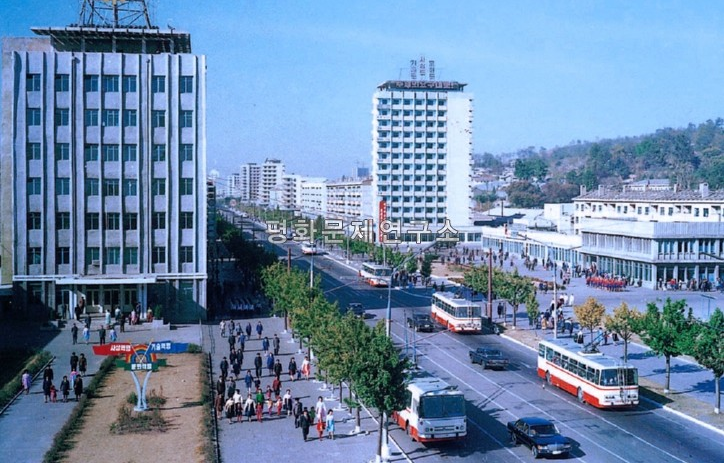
600, 369, 619, 386
539, 345, 546, 358
419, 396, 465, 419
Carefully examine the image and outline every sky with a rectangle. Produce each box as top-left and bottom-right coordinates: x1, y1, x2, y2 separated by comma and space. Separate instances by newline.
3, 1, 724, 182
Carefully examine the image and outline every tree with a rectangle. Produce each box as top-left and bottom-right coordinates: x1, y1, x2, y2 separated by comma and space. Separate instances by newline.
685, 308, 724, 413
634, 298, 691, 393
603, 302, 642, 363
525, 294, 540, 329
405, 254, 419, 275
497, 271, 533, 329
573, 297, 606, 348
506, 180, 544, 208
419, 255, 433, 284
514, 157, 548, 180
541, 182, 580, 204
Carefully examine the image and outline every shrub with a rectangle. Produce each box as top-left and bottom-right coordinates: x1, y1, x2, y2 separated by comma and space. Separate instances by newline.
0, 350, 52, 410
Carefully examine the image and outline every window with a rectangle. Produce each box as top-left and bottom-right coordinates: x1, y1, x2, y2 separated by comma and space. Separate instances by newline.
27, 74, 41, 91
694, 208, 700, 217
180, 76, 194, 93
105, 213, 121, 229
152, 179, 166, 195
180, 178, 194, 195
180, 144, 193, 161
102, 75, 119, 92
84, 109, 99, 126
57, 247, 70, 265
102, 109, 119, 127
151, 76, 166, 93
124, 247, 138, 265
86, 178, 99, 196
28, 177, 41, 195
86, 247, 100, 265
152, 110, 165, 128
86, 213, 100, 230
84, 144, 99, 161
103, 179, 120, 196
84, 75, 99, 92
180, 212, 194, 229
122, 75, 137, 92
27, 143, 42, 160
123, 179, 137, 196
56, 177, 70, 195
124, 213, 138, 231
123, 109, 137, 127
28, 212, 42, 229
180, 246, 193, 264
102, 145, 120, 161
152, 212, 166, 229
55, 74, 69, 92
55, 108, 70, 127
122, 144, 137, 162
55, 143, 70, 160
180, 110, 193, 128
104, 247, 120, 265
152, 246, 166, 264
27, 108, 41, 126
28, 247, 42, 265
56, 212, 71, 230
152, 144, 166, 161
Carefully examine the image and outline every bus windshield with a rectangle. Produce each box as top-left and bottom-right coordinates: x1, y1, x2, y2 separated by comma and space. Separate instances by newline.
599, 368, 638, 386
419, 395, 465, 419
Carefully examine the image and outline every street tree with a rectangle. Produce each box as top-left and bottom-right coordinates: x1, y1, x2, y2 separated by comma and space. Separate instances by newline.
573, 297, 606, 348
498, 271, 534, 329
634, 298, 691, 393
603, 302, 642, 363
685, 308, 724, 413
419, 255, 433, 285
526, 294, 540, 329
405, 254, 419, 275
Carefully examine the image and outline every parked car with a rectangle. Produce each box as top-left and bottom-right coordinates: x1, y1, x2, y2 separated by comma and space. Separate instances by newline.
468, 346, 509, 370
406, 313, 434, 332
507, 417, 571, 459
346, 302, 365, 317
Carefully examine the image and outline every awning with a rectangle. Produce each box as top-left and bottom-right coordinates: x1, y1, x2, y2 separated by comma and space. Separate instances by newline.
55, 277, 157, 286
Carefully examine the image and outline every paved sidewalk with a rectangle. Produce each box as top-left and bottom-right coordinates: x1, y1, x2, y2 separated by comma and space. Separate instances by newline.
0, 314, 202, 463
204, 315, 401, 463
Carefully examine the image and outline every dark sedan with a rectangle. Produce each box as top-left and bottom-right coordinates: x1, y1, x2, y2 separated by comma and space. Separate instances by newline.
507, 417, 571, 459
406, 313, 434, 332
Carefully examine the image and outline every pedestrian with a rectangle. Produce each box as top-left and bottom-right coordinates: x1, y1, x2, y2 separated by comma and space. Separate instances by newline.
255, 388, 264, 422
59, 375, 70, 402
301, 355, 311, 380
219, 356, 229, 382
49, 383, 58, 403
256, 321, 263, 339
120, 313, 126, 333
82, 326, 90, 344
70, 352, 79, 373
21, 370, 31, 394
220, 319, 226, 337
43, 364, 54, 384
273, 334, 280, 356
226, 379, 236, 401
288, 357, 298, 381
104, 309, 111, 327
325, 409, 335, 440
316, 413, 326, 440
293, 397, 303, 427
254, 353, 263, 378
274, 359, 283, 379
262, 336, 270, 353
78, 353, 87, 376
245, 322, 252, 338
266, 352, 274, 376
244, 393, 255, 422
232, 359, 241, 380
283, 389, 293, 416
73, 374, 83, 401
109, 326, 117, 342
98, 325, 106, 345
215, 375, 225, 401
272, 376, 282, 398
71, 323, 78, 344
238, 332, 245, 352
233, 388, 243, 422
84, 313, 91, 330
314, 396, 327, 421
224, 397, 235, 424
244, 369, 254, 393
299, 408, 311, 441
228, 333, 236, 354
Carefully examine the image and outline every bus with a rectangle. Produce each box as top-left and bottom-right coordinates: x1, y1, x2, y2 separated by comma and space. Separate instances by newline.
393, 372, 467, 443
301, 242, 317, 255
359, 263, 392, 287
430, 292, 482, 333
537, 339, 639, 408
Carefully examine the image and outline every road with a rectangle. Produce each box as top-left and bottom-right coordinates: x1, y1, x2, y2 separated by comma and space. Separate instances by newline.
245, 218, 724, 462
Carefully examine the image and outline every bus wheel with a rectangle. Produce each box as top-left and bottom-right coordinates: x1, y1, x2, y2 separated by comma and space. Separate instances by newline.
545, 371, 552, 385
577, 387, 585, 404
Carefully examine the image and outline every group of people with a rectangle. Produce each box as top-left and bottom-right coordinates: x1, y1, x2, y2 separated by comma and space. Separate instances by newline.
21, 358, 85, 405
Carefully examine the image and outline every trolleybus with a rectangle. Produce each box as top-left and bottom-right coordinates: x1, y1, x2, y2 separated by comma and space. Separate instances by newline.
301, 242, 317, 255
537, 338, 639, 408
359, 262, 392, 287
393, 372, 467, 443
430, 292, 482, 333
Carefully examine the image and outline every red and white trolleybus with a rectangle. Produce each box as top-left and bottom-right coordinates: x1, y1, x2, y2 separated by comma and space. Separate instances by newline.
430, 292, 482, 333
359, 262, 392, 287
537, 339, 639, 408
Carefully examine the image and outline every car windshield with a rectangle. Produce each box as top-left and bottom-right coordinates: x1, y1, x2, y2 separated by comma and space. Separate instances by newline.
530, 423, 558, 436
416, 315, 431, 321
483, 349, 502, 356
419, 395, 465, 419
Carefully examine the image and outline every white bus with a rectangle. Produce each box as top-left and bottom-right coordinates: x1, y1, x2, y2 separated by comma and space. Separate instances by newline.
359, 262, 392, 287
393, 372, 467, 443
301, 242, 317, 255
430, 292, 482, 333
537, 339, 639, 408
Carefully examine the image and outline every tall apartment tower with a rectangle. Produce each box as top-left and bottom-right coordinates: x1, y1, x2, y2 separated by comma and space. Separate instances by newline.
0, 3, 207, 321
371, 78, 473, 241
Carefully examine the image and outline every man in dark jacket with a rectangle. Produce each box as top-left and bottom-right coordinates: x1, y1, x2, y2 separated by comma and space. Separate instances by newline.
254, 352, 263, 379
273, 334, 281, 356
219, 357, 229, 382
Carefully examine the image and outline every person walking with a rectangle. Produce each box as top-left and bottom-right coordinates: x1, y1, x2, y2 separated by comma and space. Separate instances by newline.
273, 359, 283, 379
21, 370, 31, 395
262, 336, 270, 354
272, 376, 282, 398
255, 388, 264, 422
43, 364, 54, 384
220, 319, 226, 337
227, 333, 236, 354
325, 409, 335, 440
120, 313, 126, 333
299, 408, 311, 441
71, 323, 78, 345
98, 325, 106, 345
59, 375, 70, 402
254, 353, 263, 379
70, 352, 79, 373
293, 397, 303, 428
243, 393, 255, 422
224, 396, 235, 424
244, 370, 254, 394
256, 321, 263, 339
82, 326, 90, 344
109, 326, 117, 342
73, 374, 83, 401
219, 356, 229, 383
273, 334, 281, 356
282, 389, 293, 416
266, 352, 274, 376
78, 353, 87, 377
288, 357, 298, 381
315, 413, 325, 440
301, 356, 311, 380
245, 322, 252, 338
314, 396, 327, 420
42, 376, 52, 403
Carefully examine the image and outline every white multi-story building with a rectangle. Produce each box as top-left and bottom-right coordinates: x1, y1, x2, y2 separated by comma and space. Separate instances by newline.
300, 177, 328, 216
225, 173, 241, 198
279, 174, 302, 210
327, 177, 373, 222
0, 25, 207, 321
259, 158, 284, 204
371, 79, 473, 242
574, 183, 724, 288
239, 163, 260, 202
